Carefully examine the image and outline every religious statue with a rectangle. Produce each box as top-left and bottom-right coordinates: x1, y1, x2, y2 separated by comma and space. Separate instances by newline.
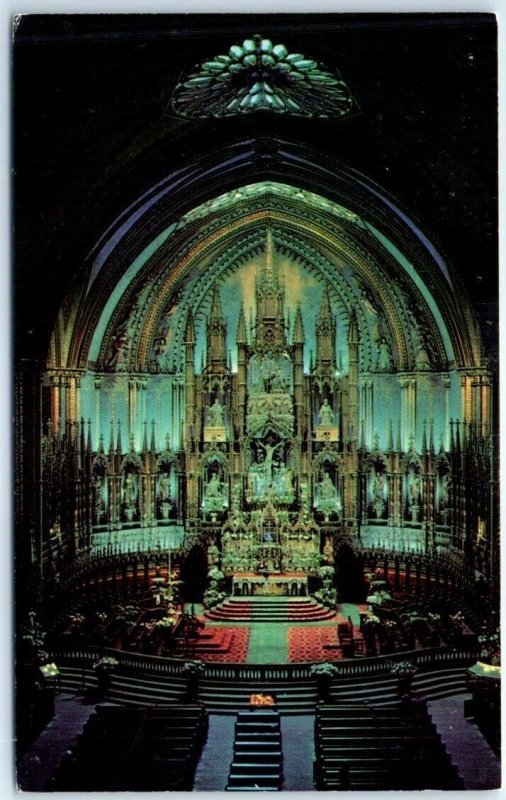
377, 338, 393, 371
270, 364, 289, 393
152, 335, 170, 371
257, 439, 284, 482
318, 398, 335, 427
316, 472, 341, 516
158, 471, 170, 502
361, 288, 381, 341
205, 474, 223, 498
407, 471, 421, 521
439, 472, 451, 510
207, 398, 224, 427
104, 322, 130, 371
92, 473, 105, 520
248, 459, 267, 500
415, 345, 431, 371
202, 472, 228, 515
122, 473, 137, 506
122, 472, 138, 521
370, 471, 387, 517
319, 473, 337, 500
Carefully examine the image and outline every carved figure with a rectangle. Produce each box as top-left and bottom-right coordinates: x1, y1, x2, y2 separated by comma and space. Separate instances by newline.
408, 472, 421, 506
377, 338, 393, 371
158, 472, 170, 502
207, 398, 224, 427
361, 289, 381, 341
123, 473, 137, 506
92, 474, 105, 516
439, 472, 451, 509
415, 345, 431, 371
370, 470, 386, 517
318, 398, 334, 427
271, 365, 289, 393
205, 474, 223, 498
318, 472, 338, 501
257, 439, 284, 481
105, 323, 130, 371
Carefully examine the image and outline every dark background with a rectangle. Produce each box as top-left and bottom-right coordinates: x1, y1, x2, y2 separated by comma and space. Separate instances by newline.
13, 13, 498, 366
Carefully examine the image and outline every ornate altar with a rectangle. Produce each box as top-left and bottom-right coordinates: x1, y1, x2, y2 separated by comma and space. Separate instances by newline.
233, 572, 308, 596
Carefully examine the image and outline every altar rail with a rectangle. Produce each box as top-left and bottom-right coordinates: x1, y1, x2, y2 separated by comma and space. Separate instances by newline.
50, 643, 480, 684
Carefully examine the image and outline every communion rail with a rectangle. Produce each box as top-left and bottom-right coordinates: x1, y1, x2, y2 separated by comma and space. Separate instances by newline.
50, 643, 480, 683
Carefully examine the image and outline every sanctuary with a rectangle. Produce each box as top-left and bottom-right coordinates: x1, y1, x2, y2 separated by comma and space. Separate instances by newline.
14, 15, 499, 792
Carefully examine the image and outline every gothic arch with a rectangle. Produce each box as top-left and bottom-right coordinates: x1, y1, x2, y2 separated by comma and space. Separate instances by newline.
48, 140, 483, 378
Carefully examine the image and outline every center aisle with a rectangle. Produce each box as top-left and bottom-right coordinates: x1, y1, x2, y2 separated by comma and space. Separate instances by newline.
246, 623, 289, 663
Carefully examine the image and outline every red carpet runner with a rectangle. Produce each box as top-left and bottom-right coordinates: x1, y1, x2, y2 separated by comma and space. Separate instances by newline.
287, 621, 363, 663
182, 626, 250, 663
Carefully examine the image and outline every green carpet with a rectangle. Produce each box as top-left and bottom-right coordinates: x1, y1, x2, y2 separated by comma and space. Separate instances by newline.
246, 622, 289, 663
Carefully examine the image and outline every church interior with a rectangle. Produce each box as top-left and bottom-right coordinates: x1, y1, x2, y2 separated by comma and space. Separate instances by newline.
14, 13, 500, 791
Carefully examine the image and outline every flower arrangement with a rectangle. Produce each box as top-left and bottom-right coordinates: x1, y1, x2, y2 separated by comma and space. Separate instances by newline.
183, 660, 206, 677
67, 613, 86, 629
114, 604, 140, 625
208, 567, 225, 583
314, 587, 337, 608
93, 656, 119, 671
391, 661, 418, 678
203, 588, 226, 608
310, 662, 339, 677
250, 693, 276, 706
363, 615, 381, 627
428, 613, 441, 624
478, 632, 500, 665
318, 566, 335, 580
95, 612, 108, 624
155, 617, 175, 629
490, 651, 501, 667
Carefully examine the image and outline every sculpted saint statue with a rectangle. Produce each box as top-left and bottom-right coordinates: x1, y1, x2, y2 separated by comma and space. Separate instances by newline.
318, 398, 335, 427
158, 471, 170, 502
207, 398, 224, 427
439, 472, 451, 509
92, 474, 105, 514
123, 473, 137, 506
205, 474, 222, 498
415, 345, 431, 371
377, 338, 393, 371
318, 472, 338, 500
408, 473, 421, 506
105, 323, 130, 371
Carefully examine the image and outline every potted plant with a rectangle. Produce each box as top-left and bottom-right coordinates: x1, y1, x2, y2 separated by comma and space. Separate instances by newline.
391, 661, 418, 695
310, 662, 339, 702
93, 656, 119, 696
183, 660, 206, 701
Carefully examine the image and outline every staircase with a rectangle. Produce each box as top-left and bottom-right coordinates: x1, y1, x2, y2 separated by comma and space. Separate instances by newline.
56, 663, 470, 715
226, 710, 283, 791
205, 596, 336, 623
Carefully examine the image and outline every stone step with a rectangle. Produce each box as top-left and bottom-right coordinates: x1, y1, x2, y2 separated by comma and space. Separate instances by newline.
57, 664, 470, 716
227, 771, 281, 791
205, 596, 335, 622
230, 761, 282, 775
234, 749, 283, 760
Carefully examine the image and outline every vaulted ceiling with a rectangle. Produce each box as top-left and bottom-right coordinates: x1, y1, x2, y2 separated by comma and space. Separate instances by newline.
14, 14, 497, 366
